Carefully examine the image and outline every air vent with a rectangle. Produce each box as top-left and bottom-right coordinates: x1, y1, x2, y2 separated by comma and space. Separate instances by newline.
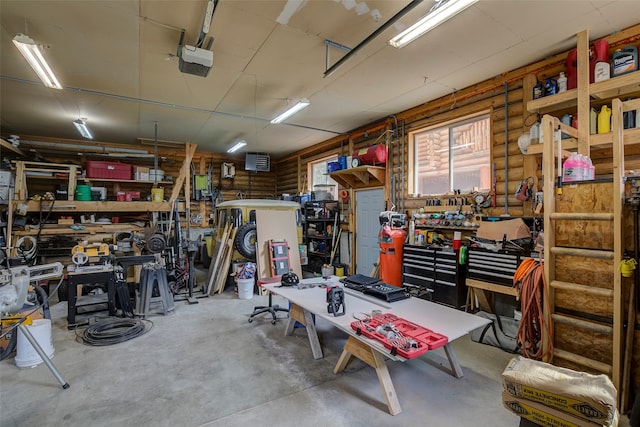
245, 153, 270, 172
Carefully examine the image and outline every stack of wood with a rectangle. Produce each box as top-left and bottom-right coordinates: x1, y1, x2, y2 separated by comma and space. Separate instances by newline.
205, 223, 236, 295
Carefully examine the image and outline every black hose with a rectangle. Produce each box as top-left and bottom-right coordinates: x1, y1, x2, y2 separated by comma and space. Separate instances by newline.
76, 318, 152, 346
33, 284, 50, 320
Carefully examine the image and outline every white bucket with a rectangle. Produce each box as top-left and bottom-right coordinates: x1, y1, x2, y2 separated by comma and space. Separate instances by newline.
15, 319, 55, 368
237, 278, 254, 300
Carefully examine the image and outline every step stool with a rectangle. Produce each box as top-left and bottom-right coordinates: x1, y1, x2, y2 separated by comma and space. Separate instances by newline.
136, 264, 175, 318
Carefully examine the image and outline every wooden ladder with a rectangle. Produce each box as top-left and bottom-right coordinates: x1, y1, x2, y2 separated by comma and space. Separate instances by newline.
541, 98, 627, 402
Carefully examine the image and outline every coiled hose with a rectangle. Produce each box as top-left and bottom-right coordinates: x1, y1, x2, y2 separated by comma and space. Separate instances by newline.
76, 318, 151, 346
513, 257, 553, 360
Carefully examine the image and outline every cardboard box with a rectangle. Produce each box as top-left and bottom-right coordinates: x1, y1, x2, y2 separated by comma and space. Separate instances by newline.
133, 166, 150, 181
476, 218, 530, 241
502, 356, 617, 425
502, 392, 613, 427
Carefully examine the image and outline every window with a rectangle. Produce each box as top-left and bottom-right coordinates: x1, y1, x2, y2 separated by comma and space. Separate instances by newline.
308, 155, 339, 200
411, 114, 491, 195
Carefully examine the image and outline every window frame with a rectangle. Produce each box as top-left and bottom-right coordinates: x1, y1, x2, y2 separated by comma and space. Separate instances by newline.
408, 111, 491, 196
307, 154, 339, 200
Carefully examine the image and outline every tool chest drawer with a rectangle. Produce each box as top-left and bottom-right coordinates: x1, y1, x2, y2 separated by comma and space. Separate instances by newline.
467, 248, 529, 286
402, 245, 467, 309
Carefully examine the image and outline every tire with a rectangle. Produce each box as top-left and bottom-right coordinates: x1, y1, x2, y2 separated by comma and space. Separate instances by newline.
234, 224, 257, 260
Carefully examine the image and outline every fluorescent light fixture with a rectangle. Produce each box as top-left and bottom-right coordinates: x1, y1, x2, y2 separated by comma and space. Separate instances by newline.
12, 33, 62, 89
388, 0, 478, 48
227, 140, 247, 153
73, 119, 93, 139
270, 99, 310, 124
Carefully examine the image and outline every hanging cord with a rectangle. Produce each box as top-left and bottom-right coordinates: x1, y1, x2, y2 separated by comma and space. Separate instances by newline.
76, 318, 152, 346
513, 256, 554, 361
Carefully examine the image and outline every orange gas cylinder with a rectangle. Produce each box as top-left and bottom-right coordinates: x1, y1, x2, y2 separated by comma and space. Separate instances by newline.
379, 226, 407, 287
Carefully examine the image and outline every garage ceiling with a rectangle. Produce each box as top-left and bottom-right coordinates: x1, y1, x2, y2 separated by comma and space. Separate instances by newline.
1, 0, 638, 157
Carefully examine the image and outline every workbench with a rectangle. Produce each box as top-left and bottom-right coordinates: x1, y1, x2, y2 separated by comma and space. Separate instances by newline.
263, 277, 490, 415
66, 265, 115, 328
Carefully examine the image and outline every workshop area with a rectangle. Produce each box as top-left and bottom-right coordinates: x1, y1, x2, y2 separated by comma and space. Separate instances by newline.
2, 1, 640, 426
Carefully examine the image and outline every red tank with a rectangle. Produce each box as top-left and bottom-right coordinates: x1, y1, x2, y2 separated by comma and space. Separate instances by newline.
352, 144, 387, 166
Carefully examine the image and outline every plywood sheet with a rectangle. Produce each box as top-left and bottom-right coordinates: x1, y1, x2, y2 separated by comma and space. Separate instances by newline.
255, 209, 302, 280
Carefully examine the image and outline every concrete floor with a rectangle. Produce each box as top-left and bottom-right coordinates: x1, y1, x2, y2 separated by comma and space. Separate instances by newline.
1, 277, 520, 427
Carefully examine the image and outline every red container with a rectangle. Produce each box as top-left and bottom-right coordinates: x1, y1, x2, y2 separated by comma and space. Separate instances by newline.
85, 161, 133, 180
351, 313, 448, 359
352, 144, 387, 166
566, 39, 609, 89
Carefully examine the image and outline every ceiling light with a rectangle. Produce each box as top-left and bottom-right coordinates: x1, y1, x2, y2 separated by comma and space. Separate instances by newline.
227, 140, 247, 153
388, 0, 478, 48
270, 99, 310, 124
73, 119, 93, 139
12, 33, 62, 89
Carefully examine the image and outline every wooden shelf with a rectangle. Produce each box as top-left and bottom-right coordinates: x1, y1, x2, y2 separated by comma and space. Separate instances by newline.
13, 222, 146, 236
329, 166, 385, 188
18, 200, 173, 213
526, 127, 640, 155
79, 177, 172, 185
527, 70, 640, 114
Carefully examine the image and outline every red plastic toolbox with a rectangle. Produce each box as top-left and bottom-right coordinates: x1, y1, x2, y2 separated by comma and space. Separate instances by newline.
85, 161, 132, 180
350, 313, 448, 359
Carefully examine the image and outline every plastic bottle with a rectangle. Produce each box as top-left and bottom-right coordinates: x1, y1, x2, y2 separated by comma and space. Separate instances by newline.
584, 156, 595, 180
533, 81, 545, 99
557, 72, 567, 92
545, 78, 558, 96
636, 107, 640, 128
561, 114, 572, 139
598, 105, 611, 134
529, 121, 540, 144
562, 153, 580, 182
590, 107, 598, 134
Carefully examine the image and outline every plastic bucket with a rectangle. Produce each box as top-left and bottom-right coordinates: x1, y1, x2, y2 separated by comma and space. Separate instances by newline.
15, 319, 55, 368
75, 184, 91, 201
237, 278, 254, 299
151, 188, 164, 202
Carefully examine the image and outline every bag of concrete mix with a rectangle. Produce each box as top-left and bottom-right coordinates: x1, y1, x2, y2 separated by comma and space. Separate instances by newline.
502, 356, 617, 425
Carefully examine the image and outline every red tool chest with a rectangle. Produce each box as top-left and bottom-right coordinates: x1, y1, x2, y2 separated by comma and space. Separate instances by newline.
350, 313, 448, 359
85, 161, 132, 180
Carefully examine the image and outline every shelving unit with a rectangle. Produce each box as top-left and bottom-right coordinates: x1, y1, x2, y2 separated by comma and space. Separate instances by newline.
303, 201, 340, 274
329, 165, 385, 189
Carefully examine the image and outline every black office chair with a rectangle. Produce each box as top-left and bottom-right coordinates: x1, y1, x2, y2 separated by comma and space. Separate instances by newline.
248, 276, 289, 324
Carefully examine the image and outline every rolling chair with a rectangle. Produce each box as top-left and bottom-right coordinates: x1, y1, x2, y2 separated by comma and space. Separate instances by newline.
248, 240, 291, 324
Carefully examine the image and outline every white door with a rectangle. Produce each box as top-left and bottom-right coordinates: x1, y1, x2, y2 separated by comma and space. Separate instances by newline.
355, 188, 384, 275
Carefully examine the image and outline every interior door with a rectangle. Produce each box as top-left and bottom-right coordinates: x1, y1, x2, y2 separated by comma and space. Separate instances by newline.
355, 188, 384, 275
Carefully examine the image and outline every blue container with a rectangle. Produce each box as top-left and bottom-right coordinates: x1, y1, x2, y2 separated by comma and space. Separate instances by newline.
338, 156, 347, 170
327, 161, 342, 173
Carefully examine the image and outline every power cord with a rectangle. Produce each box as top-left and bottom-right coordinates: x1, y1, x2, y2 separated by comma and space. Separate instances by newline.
76, 318, 152, 346
513, 256, 553, 361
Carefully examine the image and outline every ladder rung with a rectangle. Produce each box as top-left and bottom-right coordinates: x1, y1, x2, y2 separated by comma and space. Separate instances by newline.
550, 280, 613, 298
553, 348, 612, 375
550, 247, 614, 259
551, 313, 612, 335
549, 212, 614, 221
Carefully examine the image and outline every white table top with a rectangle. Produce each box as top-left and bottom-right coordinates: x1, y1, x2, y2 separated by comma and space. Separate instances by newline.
264, 276, 490, 344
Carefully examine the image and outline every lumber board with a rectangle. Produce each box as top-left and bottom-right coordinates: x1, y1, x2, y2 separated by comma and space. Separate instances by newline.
214, 228, 237, 294
206, 223, 231, 295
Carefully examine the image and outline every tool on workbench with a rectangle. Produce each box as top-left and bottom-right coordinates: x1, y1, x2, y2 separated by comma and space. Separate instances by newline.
326, 286, 345, 316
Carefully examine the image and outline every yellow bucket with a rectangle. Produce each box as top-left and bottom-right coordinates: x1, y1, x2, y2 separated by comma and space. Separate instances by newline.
151, 188, 164, 202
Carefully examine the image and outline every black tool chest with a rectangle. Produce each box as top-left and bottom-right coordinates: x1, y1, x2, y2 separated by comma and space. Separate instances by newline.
466, 247, 530, 286
402, 245, 467, 309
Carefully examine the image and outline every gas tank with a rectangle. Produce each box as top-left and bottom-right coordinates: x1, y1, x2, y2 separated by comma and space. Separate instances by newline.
352, 144, 387, 166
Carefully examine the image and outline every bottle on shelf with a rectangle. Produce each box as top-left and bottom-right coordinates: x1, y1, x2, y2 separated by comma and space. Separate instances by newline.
597, 105, 611, 134
557, 72, 567, 92
590, 107, 597, 134
545, 77, 558, 96
533, 81, 545, 99
529, 120, 540, 144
